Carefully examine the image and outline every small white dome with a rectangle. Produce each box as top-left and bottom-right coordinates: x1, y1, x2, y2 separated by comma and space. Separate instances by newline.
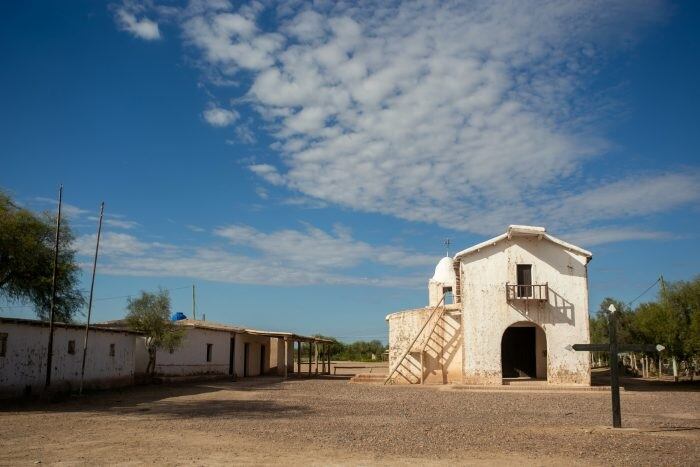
431, 256, 456, 284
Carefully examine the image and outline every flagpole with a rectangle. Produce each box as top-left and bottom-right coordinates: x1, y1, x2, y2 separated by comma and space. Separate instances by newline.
45, 185, 63, 388
79, 202, 104, 395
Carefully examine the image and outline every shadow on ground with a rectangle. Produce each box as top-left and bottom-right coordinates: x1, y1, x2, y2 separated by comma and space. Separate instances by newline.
591, 368, 700, 392
1, 376, 310, 419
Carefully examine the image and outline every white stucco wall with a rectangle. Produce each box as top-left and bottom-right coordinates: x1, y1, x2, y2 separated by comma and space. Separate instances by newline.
149, 328, 292, 378
460, 236, 591, 385
154, 328, 231, 376
0, 322, 136, 396
234, 333, 275, 377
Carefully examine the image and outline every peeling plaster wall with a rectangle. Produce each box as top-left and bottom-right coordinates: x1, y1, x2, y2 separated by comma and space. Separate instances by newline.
460, 237, 591, 385
0, 323, 136, 396
387, 305, 462, 384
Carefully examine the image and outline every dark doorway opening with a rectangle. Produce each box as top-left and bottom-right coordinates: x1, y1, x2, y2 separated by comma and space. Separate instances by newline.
244, 343, 250, 377
228, 335, 235, 376
501, 326, 536, 377
260, 344, 266, 376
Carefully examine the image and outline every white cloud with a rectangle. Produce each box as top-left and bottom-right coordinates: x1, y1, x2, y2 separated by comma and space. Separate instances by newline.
73, 222, 436, 288
115, 8, 161, 41
563, 228, 673, 247
186, 224, 206, 232
214, 223, 437, 269
34, 197, 89, 219
203, 105, 239, 127
74, 232, 151, 257
87, 216, 140, 230
163, 0, 697, 237
249, 164, 284, 185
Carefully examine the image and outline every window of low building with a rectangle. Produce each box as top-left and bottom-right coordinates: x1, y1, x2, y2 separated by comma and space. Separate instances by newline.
109, 343, 115, 357
206, 343, 213, 362
68, 340, 76, 355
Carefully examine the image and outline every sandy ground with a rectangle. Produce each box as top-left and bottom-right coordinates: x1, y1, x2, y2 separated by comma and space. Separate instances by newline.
1, 376, 698, 466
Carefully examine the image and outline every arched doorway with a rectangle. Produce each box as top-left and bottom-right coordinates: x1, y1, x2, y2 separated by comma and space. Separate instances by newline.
501, 322, 547, 380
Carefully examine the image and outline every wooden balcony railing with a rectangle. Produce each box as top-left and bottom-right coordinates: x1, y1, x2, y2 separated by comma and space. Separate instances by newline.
506, 283, 549, 301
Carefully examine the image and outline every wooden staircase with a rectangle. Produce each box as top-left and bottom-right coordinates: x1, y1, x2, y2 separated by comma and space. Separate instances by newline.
384, 295, 448, 385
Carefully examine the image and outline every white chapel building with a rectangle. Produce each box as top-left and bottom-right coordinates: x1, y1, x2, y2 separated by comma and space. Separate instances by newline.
386, 225, 592, 385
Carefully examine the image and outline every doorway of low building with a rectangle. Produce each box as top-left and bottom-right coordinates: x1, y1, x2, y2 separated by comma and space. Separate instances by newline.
260, 344, 266, 376
228, 335, 235, 376
244, 343, 250, 377
501, 322, 547, 380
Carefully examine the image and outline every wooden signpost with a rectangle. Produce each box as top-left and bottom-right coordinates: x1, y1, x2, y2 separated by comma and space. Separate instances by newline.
569, 304, 664, 428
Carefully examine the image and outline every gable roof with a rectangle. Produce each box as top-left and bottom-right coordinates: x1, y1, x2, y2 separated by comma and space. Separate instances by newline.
454, 225, 592, 262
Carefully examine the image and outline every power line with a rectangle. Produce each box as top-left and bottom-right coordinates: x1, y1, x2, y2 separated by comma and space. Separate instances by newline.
627, 277, 661, 307
0, 285, 194, 311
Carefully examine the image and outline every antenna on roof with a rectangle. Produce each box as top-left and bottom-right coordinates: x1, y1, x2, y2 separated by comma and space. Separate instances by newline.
444, 238, 451, 257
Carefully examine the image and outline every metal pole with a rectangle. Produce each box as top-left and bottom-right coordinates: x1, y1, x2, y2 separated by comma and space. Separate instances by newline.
79, 202, 104, 395
608, 305, 622, 428
192, 284, 196, 320
45, 185, 63, 388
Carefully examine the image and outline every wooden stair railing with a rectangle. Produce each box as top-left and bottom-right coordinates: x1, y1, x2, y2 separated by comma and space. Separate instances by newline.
384, 294, 446, 385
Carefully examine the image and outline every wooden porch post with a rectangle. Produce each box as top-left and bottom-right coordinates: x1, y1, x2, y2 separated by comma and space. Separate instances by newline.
283, 338, 288, 378
308, 340, 312, 376
298, 340, 302, 376
327, 344, 331, 375
314, 341, 319, 376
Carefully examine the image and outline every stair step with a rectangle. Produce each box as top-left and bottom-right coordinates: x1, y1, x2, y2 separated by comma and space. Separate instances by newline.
349, 373, 387, 384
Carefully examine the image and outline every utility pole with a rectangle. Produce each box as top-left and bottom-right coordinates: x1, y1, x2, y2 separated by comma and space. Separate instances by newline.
80, 202, 104, 395
192, 284, 196, 320
45, 185, 63, 388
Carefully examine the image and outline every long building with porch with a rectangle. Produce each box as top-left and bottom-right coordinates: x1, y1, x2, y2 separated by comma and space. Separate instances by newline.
0, 316, 332, 398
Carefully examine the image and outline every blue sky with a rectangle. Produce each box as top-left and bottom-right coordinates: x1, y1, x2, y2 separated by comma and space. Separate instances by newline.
1, 0, 698, 342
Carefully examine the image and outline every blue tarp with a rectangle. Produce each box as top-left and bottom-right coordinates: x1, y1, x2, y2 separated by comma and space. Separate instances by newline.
171, 312, 187, 321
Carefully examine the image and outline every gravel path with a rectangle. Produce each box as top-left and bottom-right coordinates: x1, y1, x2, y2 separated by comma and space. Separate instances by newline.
1, 377, 698, 465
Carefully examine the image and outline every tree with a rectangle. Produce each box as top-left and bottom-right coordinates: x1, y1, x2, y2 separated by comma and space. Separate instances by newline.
590, 298, 636, 344
0, 191, 83, 322
657, 276, 700, 358
125, 290, 185, 375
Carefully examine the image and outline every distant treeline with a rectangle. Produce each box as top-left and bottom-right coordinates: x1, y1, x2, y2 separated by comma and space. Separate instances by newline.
590, 275, 700, 363
300, 337, 387, 362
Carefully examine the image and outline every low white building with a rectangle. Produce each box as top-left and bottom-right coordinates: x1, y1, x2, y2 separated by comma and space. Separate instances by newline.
1, 316, 332, 398
150, 320, 297, 378
387, 225, 592, 385
98, 318, 333, 379
0, 317, 140, 397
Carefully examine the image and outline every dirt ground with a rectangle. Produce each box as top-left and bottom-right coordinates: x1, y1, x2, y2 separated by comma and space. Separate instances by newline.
1, 376, 698, 466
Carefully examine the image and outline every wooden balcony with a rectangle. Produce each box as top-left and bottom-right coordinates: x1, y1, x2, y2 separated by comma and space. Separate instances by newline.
506, 283, 549, 301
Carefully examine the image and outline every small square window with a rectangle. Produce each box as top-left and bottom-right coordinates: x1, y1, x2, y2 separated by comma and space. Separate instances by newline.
68, 340, 76, 355
0, 333, 7, 357
109, 343, 115, 357
206, 343, 213, 362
